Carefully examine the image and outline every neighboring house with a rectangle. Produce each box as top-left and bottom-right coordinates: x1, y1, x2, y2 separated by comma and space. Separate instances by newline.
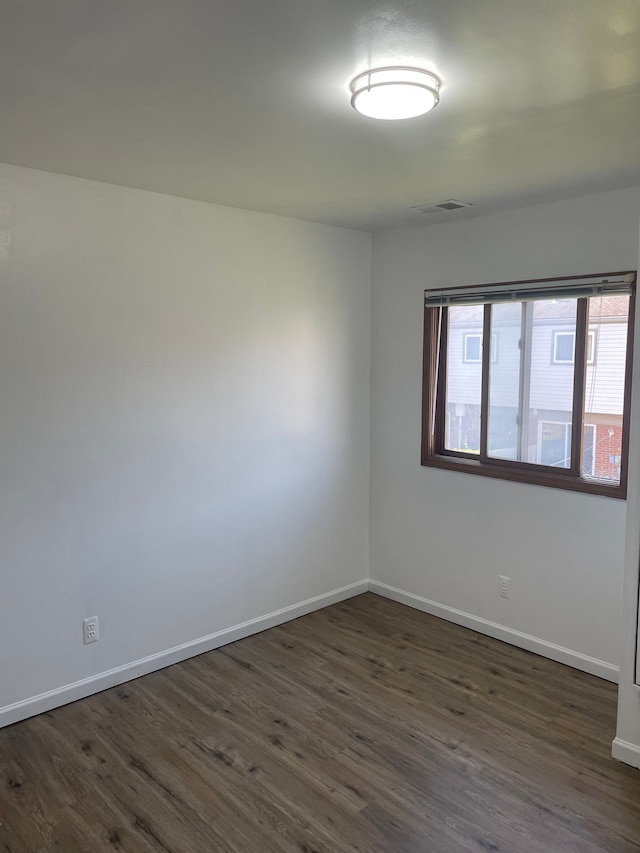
445, 295, 629, 482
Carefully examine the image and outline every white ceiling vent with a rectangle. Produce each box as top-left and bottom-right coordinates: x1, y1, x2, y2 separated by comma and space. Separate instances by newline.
411, 199, 473, 215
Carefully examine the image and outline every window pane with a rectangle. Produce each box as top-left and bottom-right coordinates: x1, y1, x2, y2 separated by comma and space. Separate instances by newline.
464, 334, 481, 362
529, 299, 577, 467
583, 294, 629, 484
539, 422, 571, 467
445, 305, 483, 453
488, 299, 577, 467
487, 302, 521, 460
553, 332, 575, 363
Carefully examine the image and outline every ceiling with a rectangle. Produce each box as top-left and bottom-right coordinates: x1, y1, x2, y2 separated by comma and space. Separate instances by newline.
2, 0, 640, 230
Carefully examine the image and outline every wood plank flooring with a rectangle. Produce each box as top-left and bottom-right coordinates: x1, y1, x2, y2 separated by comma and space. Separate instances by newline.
1, 593, 640, 852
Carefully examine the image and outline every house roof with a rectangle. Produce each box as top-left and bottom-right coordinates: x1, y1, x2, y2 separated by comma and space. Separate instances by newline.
1, 0, 640, 230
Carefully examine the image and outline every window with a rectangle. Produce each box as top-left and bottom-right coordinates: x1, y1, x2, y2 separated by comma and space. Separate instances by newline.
421, 272, 635, 497
464, 332, 498, 363
553, 331, 575, 363
538, 421, 572, 467
552, 329, 596, 364
463, 333, 482, 362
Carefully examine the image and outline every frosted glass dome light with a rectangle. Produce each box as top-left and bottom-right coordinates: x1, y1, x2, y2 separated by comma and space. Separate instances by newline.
350, 67, 441, 120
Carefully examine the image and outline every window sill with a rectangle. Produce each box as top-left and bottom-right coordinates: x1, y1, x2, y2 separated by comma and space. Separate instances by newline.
422, 453, 626, 499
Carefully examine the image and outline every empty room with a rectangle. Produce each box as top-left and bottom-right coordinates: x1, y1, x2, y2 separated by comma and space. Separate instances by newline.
2, 1, 640, 851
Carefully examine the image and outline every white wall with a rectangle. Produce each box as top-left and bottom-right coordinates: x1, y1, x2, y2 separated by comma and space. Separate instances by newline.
4, 161, 640, 746
0, 163, 371, 719
370, 187, 640, 675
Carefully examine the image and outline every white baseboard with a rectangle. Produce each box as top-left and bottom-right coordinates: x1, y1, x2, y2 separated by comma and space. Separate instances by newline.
2, 577, 620, 729
369, 580, 619, 684
0, 579, 369, 729
612, 737, 640, 768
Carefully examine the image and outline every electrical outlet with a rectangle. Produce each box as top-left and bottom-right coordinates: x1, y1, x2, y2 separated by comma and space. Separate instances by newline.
83, 616, 99, 645
499, 575, 511, 599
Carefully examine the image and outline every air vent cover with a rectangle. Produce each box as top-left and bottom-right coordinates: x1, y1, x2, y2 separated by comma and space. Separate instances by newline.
411, 199, 473, 215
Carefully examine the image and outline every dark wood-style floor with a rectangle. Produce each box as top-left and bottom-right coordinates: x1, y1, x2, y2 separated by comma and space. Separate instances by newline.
1, 593, 640, 852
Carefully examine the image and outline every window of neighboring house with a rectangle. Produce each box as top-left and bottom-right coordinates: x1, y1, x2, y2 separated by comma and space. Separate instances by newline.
538, 421, 572, 467
552, 329, 596, 364
463, 333, 482, 362
536, 422, 596, 474
421, 272, 635, 497
464, 332, 498, 363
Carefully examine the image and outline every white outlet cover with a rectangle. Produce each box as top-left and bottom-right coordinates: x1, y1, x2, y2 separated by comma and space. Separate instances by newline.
83, 616, 99, 644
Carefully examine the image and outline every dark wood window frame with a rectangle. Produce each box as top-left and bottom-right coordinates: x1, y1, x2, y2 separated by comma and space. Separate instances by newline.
421, 272, 636, 499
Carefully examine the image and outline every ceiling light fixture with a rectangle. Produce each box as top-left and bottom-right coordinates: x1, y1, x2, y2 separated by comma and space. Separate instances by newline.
350, 66, 441, 120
